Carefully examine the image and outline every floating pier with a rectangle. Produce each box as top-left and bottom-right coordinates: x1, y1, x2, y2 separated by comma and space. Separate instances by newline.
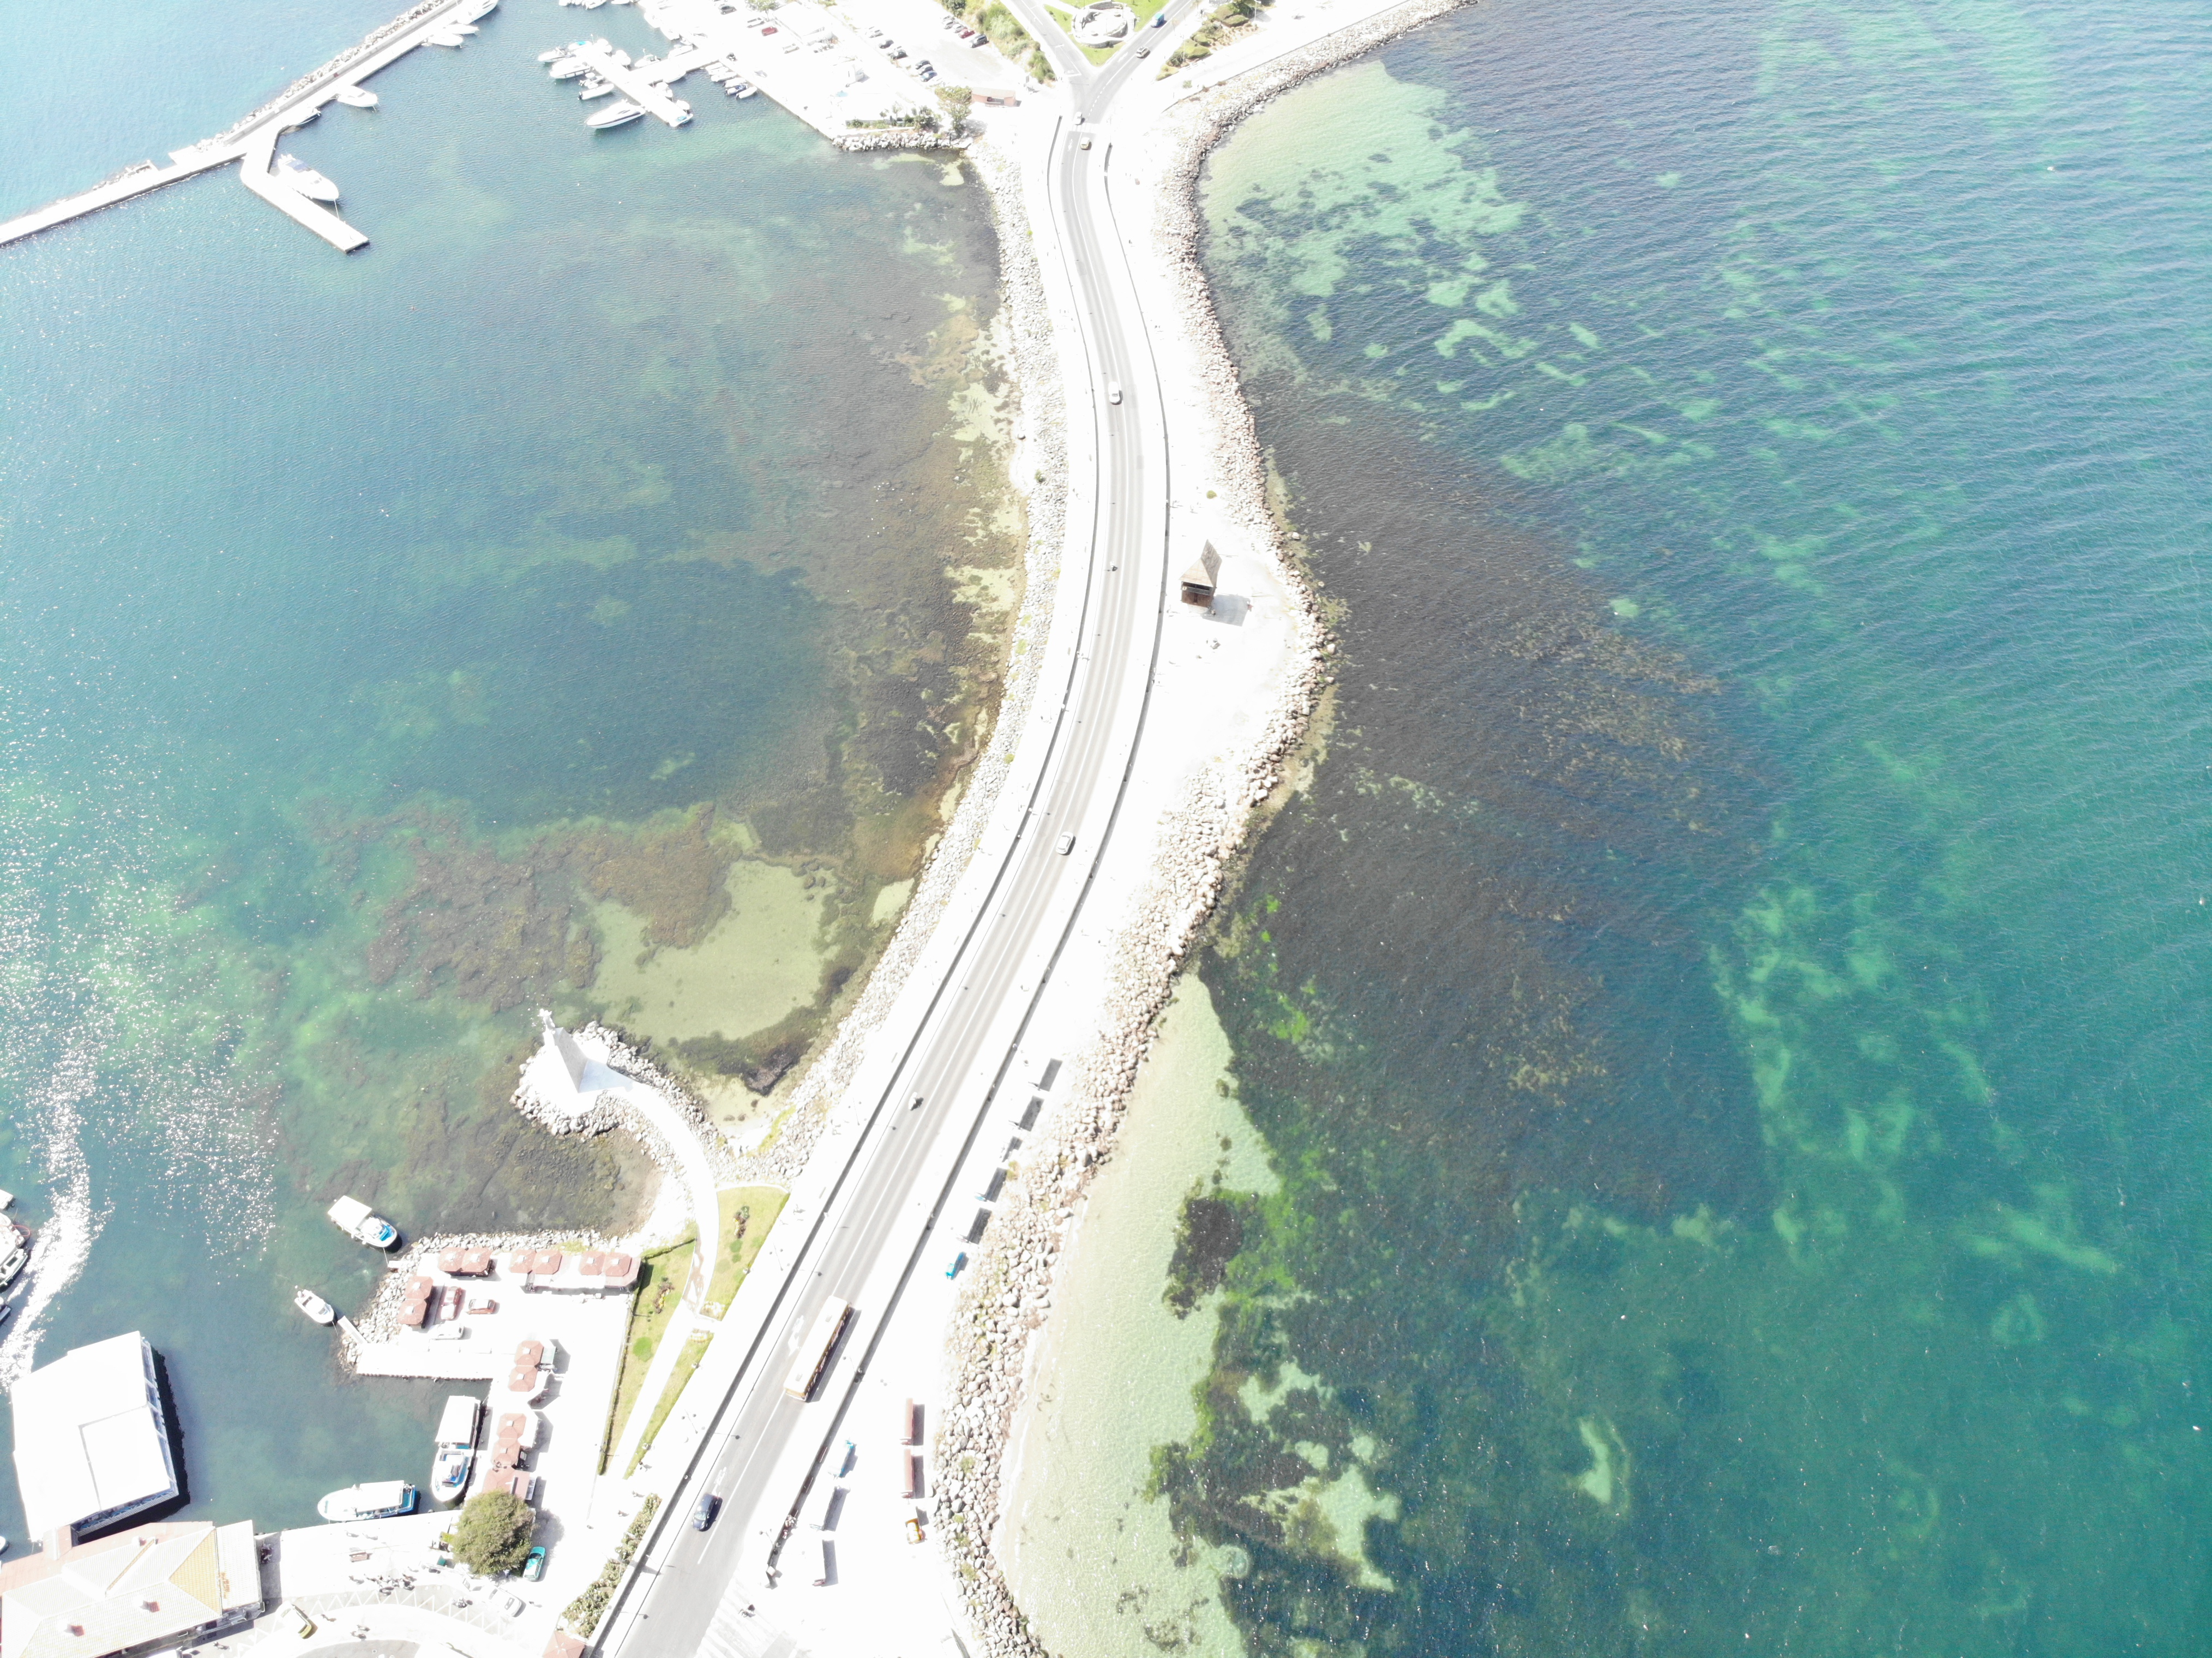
0, 0, 498, 255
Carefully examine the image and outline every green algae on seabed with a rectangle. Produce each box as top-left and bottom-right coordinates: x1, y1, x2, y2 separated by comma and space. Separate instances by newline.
1121, 0, 2212, 1650
999, 978, 1273, 1658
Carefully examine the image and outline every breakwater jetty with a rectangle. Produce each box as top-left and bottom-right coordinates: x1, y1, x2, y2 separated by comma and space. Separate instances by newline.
0, 0, 498, 255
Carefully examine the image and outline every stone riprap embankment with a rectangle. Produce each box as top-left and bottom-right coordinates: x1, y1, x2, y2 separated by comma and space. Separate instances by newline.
345, 1226, 636, 1353
923, 3, 1474, 1650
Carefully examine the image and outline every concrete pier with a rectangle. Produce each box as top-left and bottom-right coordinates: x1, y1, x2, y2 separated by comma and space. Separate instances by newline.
0, 0, 494, 255
559, 38, 696, 128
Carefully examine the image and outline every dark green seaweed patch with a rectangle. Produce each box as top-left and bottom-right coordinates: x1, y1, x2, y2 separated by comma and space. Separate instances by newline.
1163, 1185, 1253, 1316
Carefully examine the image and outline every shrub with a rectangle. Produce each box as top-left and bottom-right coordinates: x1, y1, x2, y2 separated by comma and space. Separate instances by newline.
562, 1495, 660, 1636
451, 1491, 535, 1577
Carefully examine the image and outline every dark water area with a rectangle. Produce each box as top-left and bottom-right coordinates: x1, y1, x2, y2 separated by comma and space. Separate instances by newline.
1165, 0, 2212, 1651
0, 2, 1012, 1542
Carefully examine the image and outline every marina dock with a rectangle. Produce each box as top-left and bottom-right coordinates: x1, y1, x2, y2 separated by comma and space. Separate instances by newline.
0, 0, 496, 255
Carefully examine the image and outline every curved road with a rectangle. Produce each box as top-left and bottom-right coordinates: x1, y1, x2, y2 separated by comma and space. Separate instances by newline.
601, 19, 1197, 1655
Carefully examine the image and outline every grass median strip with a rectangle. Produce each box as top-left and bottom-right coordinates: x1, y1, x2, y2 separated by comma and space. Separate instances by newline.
597, 1233, 695, 1472
701, 1185, 789, 1318
626, 1329, 714, 1477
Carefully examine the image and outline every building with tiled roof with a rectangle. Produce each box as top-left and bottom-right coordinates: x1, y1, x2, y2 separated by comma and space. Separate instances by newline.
0, 1521, 261, 1658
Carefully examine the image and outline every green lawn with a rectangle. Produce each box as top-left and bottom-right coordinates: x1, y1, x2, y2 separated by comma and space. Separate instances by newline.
596, 1235, 695, 1472
626, 1330, 713, 1477
701, 1186, 789, 1319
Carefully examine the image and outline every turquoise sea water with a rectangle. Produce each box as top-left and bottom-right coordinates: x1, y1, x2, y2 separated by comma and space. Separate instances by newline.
0, 3, 1005, 1543
1162, 0, 2212, 1649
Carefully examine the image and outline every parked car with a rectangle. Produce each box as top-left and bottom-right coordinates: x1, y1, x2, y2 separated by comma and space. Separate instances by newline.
495, 1590, 526, 1619
693, 1493, 722, 1531
522, 1546, 548, 1582
970, 33, 988, 46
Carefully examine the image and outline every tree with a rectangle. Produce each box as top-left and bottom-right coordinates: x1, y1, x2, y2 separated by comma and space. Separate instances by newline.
934, 85, 973, 133
452, 1490, 535, 1577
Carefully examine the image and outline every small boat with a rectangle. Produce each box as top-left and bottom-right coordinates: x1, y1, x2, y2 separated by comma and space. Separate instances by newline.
428, 31, 466, 47
275, 155, 341, 203
334, 85, 378, 109
587, 100, 645, 129
327, 1196, 400, 1251
612, 47, 632, 65
549, 57, 591, 79
735, 83, 757, 98
317, 1481, 417, 1523
294, 1287, 336, 1325
430, 1444, 473, 1503
579, 77, 616, 99
450, 21, 480, 32
0, 1219, 28, 1293
538, 47, 567, 61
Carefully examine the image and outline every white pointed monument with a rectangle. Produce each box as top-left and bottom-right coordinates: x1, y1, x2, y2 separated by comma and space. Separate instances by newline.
525, 1009, 640, 1120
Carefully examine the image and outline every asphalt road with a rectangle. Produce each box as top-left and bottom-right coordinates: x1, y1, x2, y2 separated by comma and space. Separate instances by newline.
604, 25, 1183, 1656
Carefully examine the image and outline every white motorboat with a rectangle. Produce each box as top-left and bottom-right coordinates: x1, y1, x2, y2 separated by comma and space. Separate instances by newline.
428, 29, 466, 47
537, 47, 567, 61
274, 155, 341, 203
587, 100, 645, 129
0, 1219, 28, 1293
293, 1287, 336, 1325
327, 1196, 400, 1251
334, 85, 378, 108
450, 21, 480, 32
317, 1481, 417, 1522
430, 1445, 473, 1503
735, 83, 758, 98
549, 57, 591, 79
579, 77, 616, 99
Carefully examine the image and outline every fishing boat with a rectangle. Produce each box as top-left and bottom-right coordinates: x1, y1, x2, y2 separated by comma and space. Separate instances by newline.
334, 85, 378, 109
274, 155, 341, 203
316, 1481, 417, 1522
327, 1196, 400, 1251
587, 100, 645, 129
293, 1287, 336, 1325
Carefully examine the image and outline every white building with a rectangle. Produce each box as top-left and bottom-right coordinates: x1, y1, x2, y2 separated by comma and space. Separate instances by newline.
0, 1519, 261, 1658
10, 1333, 179, 1546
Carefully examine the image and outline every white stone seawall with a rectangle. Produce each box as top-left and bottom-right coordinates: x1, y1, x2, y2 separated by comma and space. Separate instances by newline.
927, 3, 1473, 1652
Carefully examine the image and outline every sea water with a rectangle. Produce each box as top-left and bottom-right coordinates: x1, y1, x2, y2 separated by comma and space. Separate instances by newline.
1024, 0, 2210, 1650
0, 2, 1012, 1540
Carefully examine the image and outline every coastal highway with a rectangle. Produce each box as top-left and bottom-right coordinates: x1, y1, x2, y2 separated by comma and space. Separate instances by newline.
598, 28, 1185, 1658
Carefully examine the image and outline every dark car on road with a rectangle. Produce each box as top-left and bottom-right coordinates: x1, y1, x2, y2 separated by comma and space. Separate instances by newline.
693, 1494, 722, 1531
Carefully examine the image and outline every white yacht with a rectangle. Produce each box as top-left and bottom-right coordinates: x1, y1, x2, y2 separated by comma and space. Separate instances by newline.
587, 100, 645, 129
549, 57, 591, 79
274, 155, 341, 203
334, 85, 378, 109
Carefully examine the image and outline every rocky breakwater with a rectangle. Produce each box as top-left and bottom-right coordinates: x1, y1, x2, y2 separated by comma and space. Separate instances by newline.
924, 56, 1410, 1658
510, 1019, 742, 1191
